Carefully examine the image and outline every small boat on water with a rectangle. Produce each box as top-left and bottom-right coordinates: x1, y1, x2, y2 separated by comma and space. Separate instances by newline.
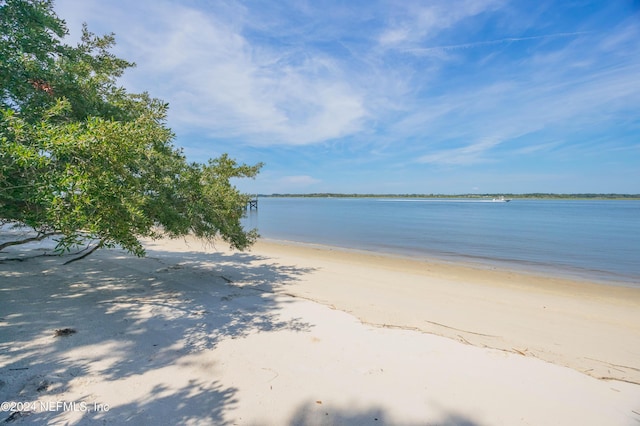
492, 196, 511, 202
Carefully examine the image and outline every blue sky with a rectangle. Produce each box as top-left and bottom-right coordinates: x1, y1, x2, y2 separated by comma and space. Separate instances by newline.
54, 0, 639, 194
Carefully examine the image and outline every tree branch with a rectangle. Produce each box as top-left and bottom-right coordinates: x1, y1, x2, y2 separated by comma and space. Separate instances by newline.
1, 240, 99, 263
0, 232, 58, 251
63, 240, 104, 265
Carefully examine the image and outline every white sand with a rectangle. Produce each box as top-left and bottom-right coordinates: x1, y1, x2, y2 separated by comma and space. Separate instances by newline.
1, 235, 639, 425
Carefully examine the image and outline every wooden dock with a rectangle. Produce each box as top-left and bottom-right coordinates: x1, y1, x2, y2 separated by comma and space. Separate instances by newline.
246, 197, 258, 210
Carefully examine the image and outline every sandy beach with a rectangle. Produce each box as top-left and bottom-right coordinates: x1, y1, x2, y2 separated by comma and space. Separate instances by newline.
1, 235, 639, 425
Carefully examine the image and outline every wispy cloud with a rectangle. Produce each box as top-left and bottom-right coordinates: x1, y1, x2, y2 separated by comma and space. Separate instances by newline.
394, 18, 640, 167
403, 31, 591, 55
377, 0, 506, 48
140, 5, 369, 145
417, 138, 503, 165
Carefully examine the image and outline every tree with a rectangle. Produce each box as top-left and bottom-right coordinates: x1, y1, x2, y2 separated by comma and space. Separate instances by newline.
0, 0, 262, 260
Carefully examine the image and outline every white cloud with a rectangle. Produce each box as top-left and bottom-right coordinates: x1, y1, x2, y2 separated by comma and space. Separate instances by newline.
56, 0, 368, 146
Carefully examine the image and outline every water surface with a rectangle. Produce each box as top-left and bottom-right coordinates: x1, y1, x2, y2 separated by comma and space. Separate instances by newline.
244, 198, 640, 286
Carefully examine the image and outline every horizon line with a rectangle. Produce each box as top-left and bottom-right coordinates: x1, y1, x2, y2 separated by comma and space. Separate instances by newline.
253, 193, 640, 198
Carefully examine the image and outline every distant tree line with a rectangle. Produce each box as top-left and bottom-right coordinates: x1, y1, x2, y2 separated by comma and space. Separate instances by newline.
263, 193, 640, 199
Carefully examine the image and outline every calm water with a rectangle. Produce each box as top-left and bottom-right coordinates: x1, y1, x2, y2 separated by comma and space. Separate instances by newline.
244, 198, 640, 286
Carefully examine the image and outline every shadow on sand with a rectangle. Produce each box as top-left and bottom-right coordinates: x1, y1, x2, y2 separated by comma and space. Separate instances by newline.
0, 240, 314, 424
288, 401, 481, 425
1, 239, 483, 425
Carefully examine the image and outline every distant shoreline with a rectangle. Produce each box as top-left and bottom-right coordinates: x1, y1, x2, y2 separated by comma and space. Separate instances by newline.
258, 193, 640, 200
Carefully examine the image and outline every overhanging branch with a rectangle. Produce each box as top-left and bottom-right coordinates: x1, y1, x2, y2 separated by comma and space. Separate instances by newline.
0, 232, 58, 251
63, 239, 104, 265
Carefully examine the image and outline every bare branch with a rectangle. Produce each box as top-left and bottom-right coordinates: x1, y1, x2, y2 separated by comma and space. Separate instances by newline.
63, 240, 104, 265
0, 232, 58, 251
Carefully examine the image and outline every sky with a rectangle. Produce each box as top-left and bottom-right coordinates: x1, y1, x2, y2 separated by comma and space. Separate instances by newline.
53, 0, 640, 194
